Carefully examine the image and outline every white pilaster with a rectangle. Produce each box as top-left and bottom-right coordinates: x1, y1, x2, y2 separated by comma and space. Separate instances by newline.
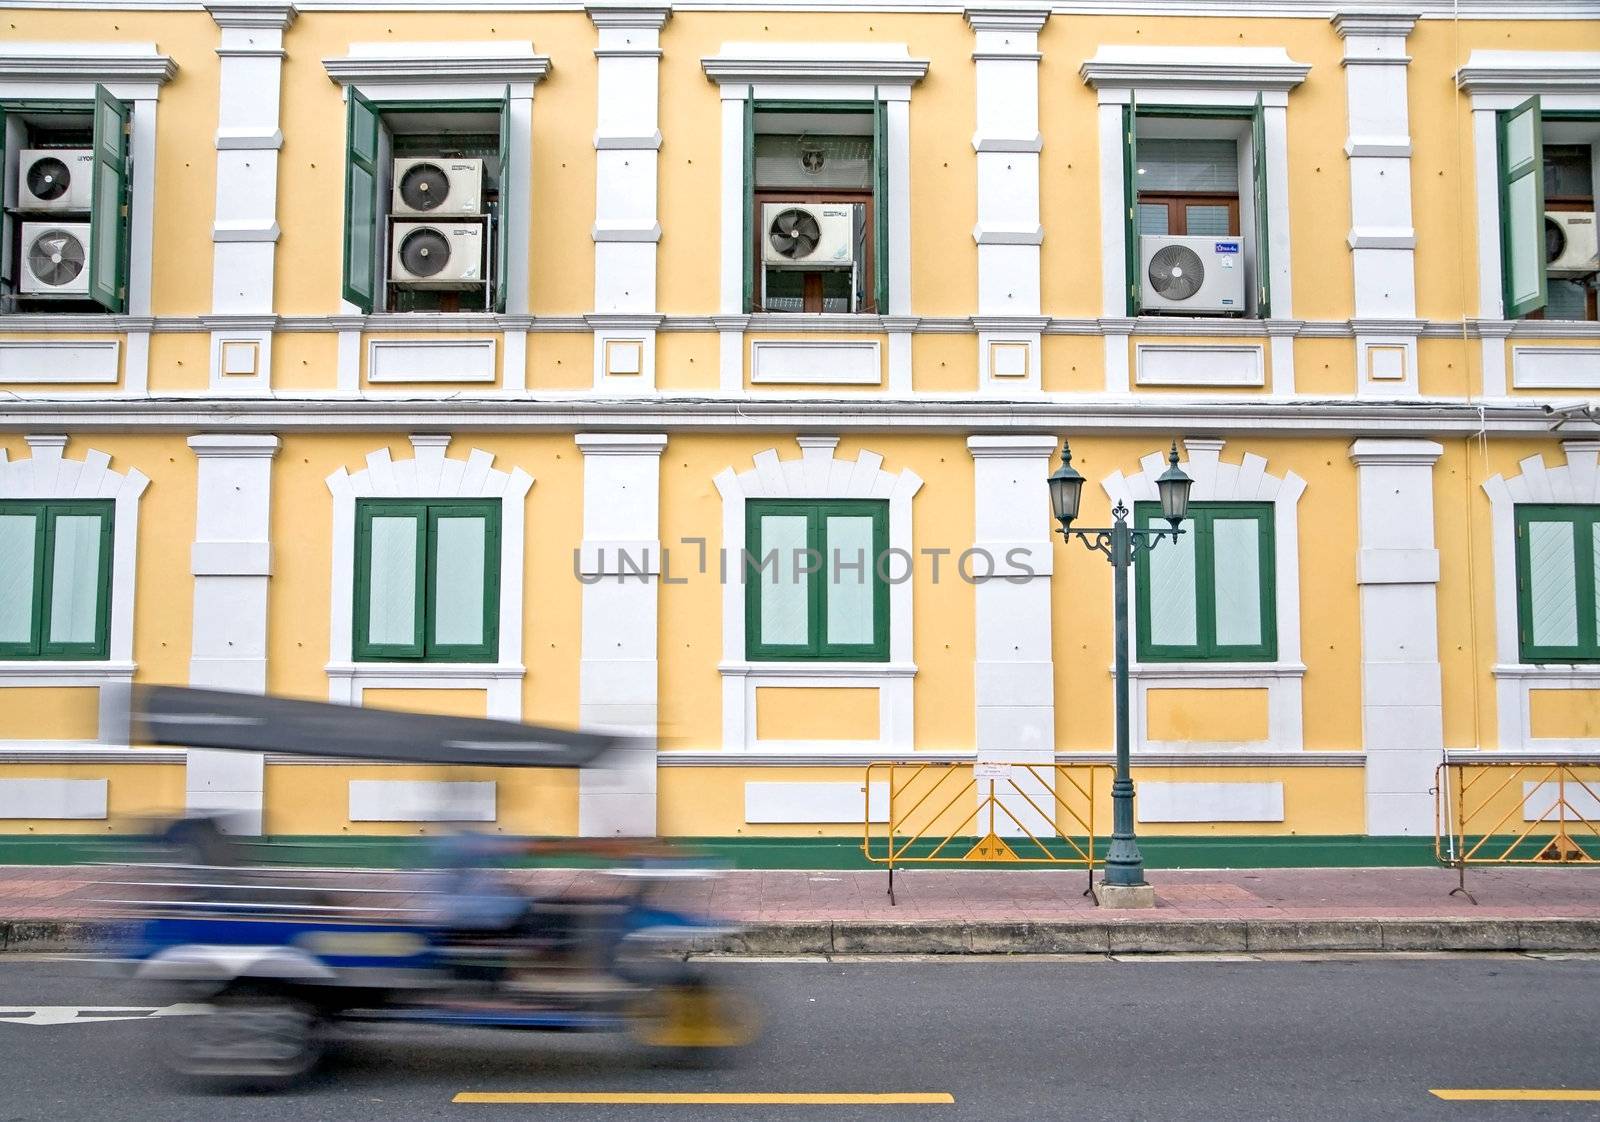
576, 432, 667, 836
186, 433, 280, 834
205, 2, 295, 394
967, 7, 1048, 395
1335, 12, 1422, 398
589, 4, 669, 393
1350, 439, 1443, 836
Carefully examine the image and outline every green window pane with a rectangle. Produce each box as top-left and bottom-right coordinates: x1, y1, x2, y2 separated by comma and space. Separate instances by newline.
433, 516, 486, 647
348, 164, 374, 283
48, 514, 102, 645
0, 513, 38, 644
1185, 204, 1231, 236
1137, 204, 1169, 236
1212, 518, 1263, 648
1504, 109, 1534, 169
93, 163, 119, 282
825, 514, 875, 647
1148, 528, 1197, 648
1136, 138, 1239, 192
758, 514, 810, 647
1507, 172, 1542, 307
1528, 519, 1579, 649
367, 515, 419, 646
1592, 521, 1600, 639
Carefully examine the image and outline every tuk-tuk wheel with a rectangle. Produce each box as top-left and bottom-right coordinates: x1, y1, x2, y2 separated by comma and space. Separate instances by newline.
627, 980, 761, 1065
158, 981, 324, 1091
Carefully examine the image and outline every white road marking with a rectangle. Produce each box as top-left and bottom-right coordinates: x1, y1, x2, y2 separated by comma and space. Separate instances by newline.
0, 1004, 209, 1026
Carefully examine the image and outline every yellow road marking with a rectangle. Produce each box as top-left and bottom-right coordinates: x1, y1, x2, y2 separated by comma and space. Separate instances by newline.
454, 1092, 954, 1106
1431, 1090, 1600, 1102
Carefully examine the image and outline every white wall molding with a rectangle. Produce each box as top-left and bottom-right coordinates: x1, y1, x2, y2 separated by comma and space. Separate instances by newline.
713, 436, 922, 752
349, 779, 495, 822
324, 434, 532, 717
1136, 780, 1285, 823
1102, 438, 1307, 753
0, 778, 108, 820
1350, 437, 1443, 835
1455, 50, 1600, 97
702, 42, 930, 87
576, 431, 666, 836
1079, 45, 1312, 95
1483, 439, 1600, 753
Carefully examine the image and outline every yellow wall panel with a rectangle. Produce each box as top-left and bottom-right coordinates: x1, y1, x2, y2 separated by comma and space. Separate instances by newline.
912, 333, 978, 394
145, 333, 212, 394
1292, 337, 1356, 398
262, 764, 578, 835
755, 687, 879, 742
0, 688, 101, 741
1040, 335, 1102, 394
528, 332, 593, 391
1530, 691, 1600, 741
1417, 336, 1476, 399
0, 763, 185, 835
1147, 689, 1270, 743
271, 332, 340, 391
363, 689, 489, 719
655, 330, 719, 391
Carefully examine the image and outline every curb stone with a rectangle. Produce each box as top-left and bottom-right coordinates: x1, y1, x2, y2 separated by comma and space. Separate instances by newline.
1245, 920, 1384, 952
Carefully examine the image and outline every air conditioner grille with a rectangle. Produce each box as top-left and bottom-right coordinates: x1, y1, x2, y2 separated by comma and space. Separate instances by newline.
1148, 243, 1206, 301
1546, 216, 1568, 265
398, 162, 450, 212
398, 227, 451, 278
27, 227, 87, 287
768, 207, 822, 259
26, 157, 72, 203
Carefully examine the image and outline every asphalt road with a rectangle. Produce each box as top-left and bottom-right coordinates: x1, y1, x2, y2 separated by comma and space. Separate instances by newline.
0, 954, 1597, 1121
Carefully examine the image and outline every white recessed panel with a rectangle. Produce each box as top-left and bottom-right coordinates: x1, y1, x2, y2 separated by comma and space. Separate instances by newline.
1511, 346, 1600, 390
744, 781, 889, 824
0, 340, 120, 384
348, 779, 496, 822
1136, 781, 1284, 823
367, 338, 497, 383
1135, 344, 1265, 388
750, 340, 881, 385
0, 778, 108, 819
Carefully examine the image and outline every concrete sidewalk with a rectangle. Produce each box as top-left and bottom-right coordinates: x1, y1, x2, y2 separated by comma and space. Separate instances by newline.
2, 864, 1597, 955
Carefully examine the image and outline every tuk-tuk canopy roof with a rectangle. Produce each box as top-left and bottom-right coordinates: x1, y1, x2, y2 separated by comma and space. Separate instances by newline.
127, 685, 621, 768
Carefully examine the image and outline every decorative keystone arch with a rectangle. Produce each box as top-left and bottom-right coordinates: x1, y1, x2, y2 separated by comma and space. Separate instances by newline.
325, 434, 533, 718
1102, 438, 1307, 753
712, 436, 921, 753
1483, 439, 1600, 751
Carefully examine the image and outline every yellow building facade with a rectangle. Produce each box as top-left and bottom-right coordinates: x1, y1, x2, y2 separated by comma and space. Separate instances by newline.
1, 0, 1598, 861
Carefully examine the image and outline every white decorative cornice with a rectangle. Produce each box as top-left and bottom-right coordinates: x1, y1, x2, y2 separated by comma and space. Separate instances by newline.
964, 6, 1050, 32
702, 42, 929, 86
1080, 46, 1311, 93
1332, 11, 1419, 38
574, 433, 669, 456
586, 2, 670, 29
0, 42, 176, 86
1455, 50, 1600, 95
1348, 438, 1443, 467
324, 42, 551, 87
206, 2, 297, 30
188, 434, 281, 459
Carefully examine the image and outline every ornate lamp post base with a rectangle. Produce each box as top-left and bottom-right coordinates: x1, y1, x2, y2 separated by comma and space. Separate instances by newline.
1092, 882, 1157, 909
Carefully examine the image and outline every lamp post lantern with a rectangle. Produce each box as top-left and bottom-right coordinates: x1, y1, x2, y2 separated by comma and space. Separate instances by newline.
1049, 439, 1192, 899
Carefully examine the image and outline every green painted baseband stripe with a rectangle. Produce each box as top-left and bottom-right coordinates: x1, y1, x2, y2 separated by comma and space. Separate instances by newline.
0, 834, 1455, 869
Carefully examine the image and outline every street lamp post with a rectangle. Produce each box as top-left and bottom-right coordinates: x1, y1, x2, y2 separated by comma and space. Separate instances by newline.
1047, 440, 1193, 899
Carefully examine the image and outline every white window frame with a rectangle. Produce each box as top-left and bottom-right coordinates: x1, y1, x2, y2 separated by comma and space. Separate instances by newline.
0, 43, 176, 397
702, 43, 928, 394
713, 436, 921, 754
1101, 438, 1307, 753
324, 434, 531, 718
0, 433, 148, 746
1080, 46, 1307, 331
1483, 438, 1600, 752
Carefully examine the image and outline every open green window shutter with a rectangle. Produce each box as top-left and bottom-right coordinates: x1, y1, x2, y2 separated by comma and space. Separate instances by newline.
742, 92, 755, 313
873, 90, 890, 315
1123, 100, 1140, 316
1251, 93, 1271, 319
494, 87, 511, 314
354, 502, 427, 660
1498, 96, 1546, 319
88, 85, 130, 313
342, 87, 381, 314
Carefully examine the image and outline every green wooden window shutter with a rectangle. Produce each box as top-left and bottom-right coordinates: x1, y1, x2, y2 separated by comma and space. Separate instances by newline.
342, 87, 382, 314
1135, 502, 1277, 663
0, 500, 113, 660
742, 91, 755, 313
1123, 100, 1141, 316
494, 86, 511, 314
1251, 93, 1271, 319
354, 499, 500, 663
873, 90, 890, 315
88, 85, 131, 313
1515, 504, 1600, 662
1498, 96, 1547, 319
745, 499, 889, 662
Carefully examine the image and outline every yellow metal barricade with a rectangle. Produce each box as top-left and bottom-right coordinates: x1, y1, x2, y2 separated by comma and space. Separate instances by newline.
862, 761, 1105, 904
1435, 759, 1600, 901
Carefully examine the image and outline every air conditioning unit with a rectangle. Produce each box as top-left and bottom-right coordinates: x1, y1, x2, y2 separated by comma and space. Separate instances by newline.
390, 221, 484, 285
17, 150, 94, 211
1546, 211, 1599, 275
392, 158, 485, 216
761, 203, 855, 268
20, 223, 91, 295
1141, 234, 1247, 314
